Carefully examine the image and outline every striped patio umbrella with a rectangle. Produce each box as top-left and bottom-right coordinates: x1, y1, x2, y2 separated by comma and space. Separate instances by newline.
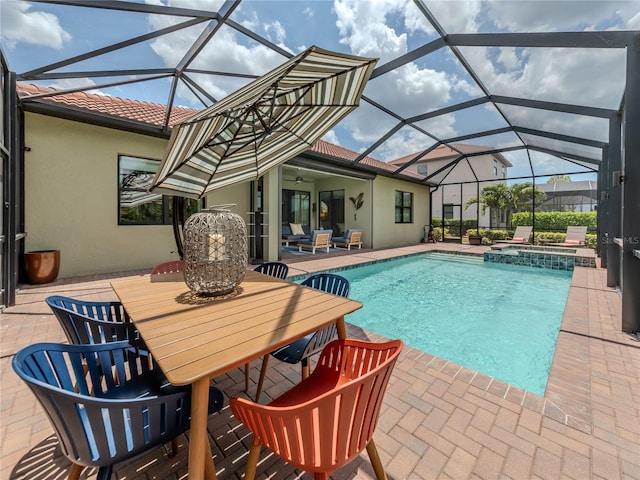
148, 46, 377, 199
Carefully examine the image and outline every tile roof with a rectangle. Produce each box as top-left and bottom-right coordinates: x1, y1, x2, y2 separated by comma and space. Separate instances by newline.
17, 82, 424, 181
388, 143, 495, 165
17, 83, 195, 128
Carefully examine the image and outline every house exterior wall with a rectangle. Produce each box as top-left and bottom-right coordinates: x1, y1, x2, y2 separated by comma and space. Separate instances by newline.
25, 112, 431, 278
403, 154, 507, 228
371, 176, 430, 248
24, 113, 250, 278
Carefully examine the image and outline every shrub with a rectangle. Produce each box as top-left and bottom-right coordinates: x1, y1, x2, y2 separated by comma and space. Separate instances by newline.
512, 211, 596, 232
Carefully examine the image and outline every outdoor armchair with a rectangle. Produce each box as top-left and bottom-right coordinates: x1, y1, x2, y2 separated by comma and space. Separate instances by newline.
254, 273, 350, 402
332, 228, 363, 250
297, 229, 333, 253
231, 338, 403, 480
12, 341, 224, 480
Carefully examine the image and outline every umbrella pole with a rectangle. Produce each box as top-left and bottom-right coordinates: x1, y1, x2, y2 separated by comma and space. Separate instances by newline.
172, 196, 185, 259
251, 179, 264, 265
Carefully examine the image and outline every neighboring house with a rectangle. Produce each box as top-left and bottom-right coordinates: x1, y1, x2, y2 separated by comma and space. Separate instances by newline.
537, 180, 597, 212
18, 83, 431, 278
390, 144, 512, 229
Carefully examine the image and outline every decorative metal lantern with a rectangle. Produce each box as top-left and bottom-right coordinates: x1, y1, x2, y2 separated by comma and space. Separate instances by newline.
183, 204, 247, 296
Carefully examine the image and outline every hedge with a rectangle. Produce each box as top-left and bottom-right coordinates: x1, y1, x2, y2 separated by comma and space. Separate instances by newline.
512, 211, 596, 233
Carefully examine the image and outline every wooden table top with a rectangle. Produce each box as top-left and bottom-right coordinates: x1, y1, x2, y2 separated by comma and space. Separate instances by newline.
111, 270, 362, 385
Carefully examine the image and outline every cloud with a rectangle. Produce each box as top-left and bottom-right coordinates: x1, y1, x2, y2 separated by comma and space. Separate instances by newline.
332, 0, 470, 160
50, 78, 107, 96
485, 0, 639, 32
0, 1, 71, 49
146, 1, 290, 106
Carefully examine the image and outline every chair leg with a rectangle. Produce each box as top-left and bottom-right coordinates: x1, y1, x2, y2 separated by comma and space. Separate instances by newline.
314, 473, 329, 480
244, 362, 250, 392
366, 439, 387, 480
244, 443, 261, 480
170, 437, 179, 456
301, 358, 311, 380
255, 355, 269, 403
67, 463, 84, 480
96, 465, 114, 480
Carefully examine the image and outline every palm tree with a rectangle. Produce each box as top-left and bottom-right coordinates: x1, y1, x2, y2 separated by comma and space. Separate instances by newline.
465, 183, 546, 228
510, 182, 546, 212
465, 184, 513, 228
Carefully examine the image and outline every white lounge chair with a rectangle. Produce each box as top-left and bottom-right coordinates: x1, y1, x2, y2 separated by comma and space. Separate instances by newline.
548, 226, 587, 247
495, 226, 532, 244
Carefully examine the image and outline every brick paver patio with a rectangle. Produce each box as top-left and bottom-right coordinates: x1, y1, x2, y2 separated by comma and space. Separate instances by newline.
1, 243, 638, 480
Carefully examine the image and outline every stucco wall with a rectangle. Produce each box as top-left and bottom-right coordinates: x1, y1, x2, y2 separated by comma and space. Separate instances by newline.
371, 176, 430, 248
24, 113, 250, 278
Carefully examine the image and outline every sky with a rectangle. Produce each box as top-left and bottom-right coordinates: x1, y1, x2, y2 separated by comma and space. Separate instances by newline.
2, 0, 639, 182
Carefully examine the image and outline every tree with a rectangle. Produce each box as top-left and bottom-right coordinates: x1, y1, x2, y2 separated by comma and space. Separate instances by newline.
464, 184, 513, 228
510, 182, 546, 212
547, 175, 571, 183
465, 182, 546, 228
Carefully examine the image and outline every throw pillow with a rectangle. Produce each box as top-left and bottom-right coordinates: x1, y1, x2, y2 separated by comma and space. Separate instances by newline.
290, 223, 305, 235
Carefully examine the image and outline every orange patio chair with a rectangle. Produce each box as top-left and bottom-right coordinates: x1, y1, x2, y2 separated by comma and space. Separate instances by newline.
150, 260, 184, 282
230, 338, 403, 480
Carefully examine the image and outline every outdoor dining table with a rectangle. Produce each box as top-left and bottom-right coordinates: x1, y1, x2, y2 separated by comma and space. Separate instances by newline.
110, 269, 363, 480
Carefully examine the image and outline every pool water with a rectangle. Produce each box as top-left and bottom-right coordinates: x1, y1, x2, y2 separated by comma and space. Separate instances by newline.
322, 253, 572, 396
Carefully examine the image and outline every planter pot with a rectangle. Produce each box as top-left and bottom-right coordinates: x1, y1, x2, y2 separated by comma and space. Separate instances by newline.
24, 250, 60, 284
468, 235, 482, 246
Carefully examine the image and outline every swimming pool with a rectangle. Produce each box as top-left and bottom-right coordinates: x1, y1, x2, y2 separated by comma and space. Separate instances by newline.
312, 253, 572, 396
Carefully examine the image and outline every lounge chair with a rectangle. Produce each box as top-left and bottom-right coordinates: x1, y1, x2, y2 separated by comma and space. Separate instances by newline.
548, 226, 588, 247
332, 229, 363, 250
298, 229, 333, 253
495, 225, 532, 244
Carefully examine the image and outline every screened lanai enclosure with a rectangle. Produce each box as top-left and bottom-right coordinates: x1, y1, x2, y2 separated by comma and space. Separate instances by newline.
1, 0, 639, 330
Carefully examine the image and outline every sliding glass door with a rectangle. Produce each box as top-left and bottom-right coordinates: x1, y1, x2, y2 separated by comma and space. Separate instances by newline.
318, 190, 345, 235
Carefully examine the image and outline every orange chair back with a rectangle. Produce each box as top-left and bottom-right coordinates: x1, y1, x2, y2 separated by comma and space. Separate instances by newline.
150, 260, 184, 282
230, 338, 403, 478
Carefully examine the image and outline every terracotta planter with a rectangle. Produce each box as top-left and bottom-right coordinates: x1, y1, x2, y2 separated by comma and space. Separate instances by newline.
468, 235, 482, 246
24, 250, 60, 284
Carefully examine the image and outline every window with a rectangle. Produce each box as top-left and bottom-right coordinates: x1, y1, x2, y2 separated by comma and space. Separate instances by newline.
118, 155, 200, 225
417, 164, 428, 175
395, 191, 413, 223
282, 189, 310, 228
443, 204, 454, 220
502, 166, 506, 179
493, 158, 498, 176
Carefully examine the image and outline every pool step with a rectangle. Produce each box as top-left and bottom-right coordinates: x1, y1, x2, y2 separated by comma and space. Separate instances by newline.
425, 252, 484, 264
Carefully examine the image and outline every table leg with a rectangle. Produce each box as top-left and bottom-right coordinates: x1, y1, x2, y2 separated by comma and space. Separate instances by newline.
336, 315, 347, 339
189, 377, 216, 480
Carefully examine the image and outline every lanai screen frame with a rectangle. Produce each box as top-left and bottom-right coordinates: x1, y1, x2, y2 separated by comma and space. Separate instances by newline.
2, 0, 639, 330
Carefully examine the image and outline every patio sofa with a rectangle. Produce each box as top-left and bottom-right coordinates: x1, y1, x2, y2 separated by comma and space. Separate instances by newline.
282, 223, 311, 246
